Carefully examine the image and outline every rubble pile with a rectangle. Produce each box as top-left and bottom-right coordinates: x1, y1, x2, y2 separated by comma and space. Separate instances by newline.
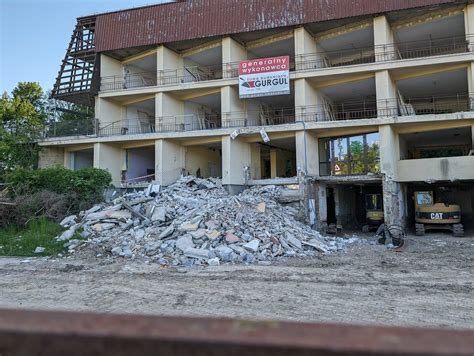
58, 176, 358, 266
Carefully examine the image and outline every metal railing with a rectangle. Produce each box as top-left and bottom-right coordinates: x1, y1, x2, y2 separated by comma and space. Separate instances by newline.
222, 108, 296, 128
42, 94, 473, 138
100, 35, 474, 92
95, 114, 222, 137
43, 118, 97, 138
101, 71, 158, 91
296, 34, 472, 71
298, 94, 471, 122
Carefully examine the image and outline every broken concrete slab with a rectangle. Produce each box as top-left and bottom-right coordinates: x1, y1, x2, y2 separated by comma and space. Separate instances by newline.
302, 239, 328, 253
206, 230, 221, 240
256, 202, 266, 213
243, 239, 260, 252
180, 223, 199, 232
184, 247, 210, 260
225, 232, 241, 243
286, 234, 302, 250
151, 206, 166, 222
60, 215, 77, 227
158, 225, 174, 239
176, 235, 194, 252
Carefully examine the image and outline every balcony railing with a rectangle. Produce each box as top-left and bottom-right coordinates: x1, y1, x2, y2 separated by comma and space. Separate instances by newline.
94, 114, 222, 136
99, 35, 474, 92
222, 108, 296, 128
43, 94, 473, 138
101, 71, 158, 91
298, 94, 471, 122
296, 34, 472, 71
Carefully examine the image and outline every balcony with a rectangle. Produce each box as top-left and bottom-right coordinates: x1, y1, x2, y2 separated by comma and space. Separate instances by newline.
222, 107, 296, 128
397, 155, 474, 182
296, 34, 471, 71
42, 93, 473, 139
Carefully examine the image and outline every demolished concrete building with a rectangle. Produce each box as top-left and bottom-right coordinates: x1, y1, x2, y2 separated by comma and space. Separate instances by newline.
43, 0, 474, 233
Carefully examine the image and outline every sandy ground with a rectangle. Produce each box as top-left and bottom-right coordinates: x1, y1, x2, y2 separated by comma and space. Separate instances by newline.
0, 232, 473, 329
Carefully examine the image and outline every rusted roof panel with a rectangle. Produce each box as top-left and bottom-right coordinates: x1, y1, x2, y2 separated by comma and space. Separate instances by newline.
95, 0, 462, 52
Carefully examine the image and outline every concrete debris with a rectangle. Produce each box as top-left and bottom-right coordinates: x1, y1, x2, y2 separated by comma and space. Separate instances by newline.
60, 215, 77, 227
34, 246, 45, 253
62, 177, 359, 266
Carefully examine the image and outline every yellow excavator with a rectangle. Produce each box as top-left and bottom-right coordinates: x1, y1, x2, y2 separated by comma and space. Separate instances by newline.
414, 191, 464, 237
362, 193, 384, 232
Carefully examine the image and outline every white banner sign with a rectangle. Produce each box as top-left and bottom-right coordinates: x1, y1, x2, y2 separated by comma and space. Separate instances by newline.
239, 56, 290, 99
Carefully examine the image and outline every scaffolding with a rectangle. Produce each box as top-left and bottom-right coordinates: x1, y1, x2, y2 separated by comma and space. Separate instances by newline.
51, 16, 99, 107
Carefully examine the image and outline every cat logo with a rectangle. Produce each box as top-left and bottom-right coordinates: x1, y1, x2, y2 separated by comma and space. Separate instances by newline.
430, 212, 443, 220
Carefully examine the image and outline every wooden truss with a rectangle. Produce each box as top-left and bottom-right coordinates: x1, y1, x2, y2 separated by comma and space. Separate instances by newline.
51, 16, 99, 107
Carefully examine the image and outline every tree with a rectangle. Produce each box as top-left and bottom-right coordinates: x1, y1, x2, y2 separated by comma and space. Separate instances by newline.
0, 82, 47, 174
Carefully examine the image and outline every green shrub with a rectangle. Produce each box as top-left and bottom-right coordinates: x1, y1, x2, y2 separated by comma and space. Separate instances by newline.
4, 167, 111, 224
7, 167, 111, 202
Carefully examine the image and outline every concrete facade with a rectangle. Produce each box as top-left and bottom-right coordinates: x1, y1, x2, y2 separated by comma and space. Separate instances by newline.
42, 2, 474, 231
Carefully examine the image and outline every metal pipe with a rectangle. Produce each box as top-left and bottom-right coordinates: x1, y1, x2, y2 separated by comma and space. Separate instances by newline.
0, 309, 473, 356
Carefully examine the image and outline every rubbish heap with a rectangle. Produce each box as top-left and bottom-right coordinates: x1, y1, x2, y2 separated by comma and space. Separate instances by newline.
57, 176, 359, 266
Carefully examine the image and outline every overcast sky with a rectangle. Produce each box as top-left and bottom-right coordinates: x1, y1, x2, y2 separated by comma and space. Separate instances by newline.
0, 0, 171, 95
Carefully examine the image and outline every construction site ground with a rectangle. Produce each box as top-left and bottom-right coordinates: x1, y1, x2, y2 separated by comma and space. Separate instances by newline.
0, 232, 472, 330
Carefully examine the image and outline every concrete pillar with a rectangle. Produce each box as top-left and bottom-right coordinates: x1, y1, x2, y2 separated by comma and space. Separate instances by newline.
294, 27, 319, 70
294, 79, 324, 121
38, 146, 65, 169
464, 4, 474, 51
94, 143, 122, 187
157, 45, 183, 73
100, 54, 122, 77
155, 92, 184, 129
222, 136, 251, 188
467, 63, 474, 110
373, 16, 395, 61
95, 97, 123, 127
471, 124, 474, 149
155, 139, 185, 186
379, 125, 406, 227
375, 70, 397, 117
250, 143, 261, 179
222, 37, 246, 78
221, 86, 245, 127
270, 149, 278, 178
314, 182, 328, 230
296, 130, 319, 177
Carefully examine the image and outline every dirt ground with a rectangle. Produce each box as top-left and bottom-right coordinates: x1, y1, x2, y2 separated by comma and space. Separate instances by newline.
0, 232, 473, 329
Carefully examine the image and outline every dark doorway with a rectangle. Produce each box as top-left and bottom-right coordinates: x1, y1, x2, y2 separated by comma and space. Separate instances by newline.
327, 187, 337, 224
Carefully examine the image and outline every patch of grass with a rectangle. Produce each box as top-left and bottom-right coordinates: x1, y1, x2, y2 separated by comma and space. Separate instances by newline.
0, 217, 67, 257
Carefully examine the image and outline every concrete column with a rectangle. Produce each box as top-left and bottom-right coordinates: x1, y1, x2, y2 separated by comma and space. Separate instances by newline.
294, 27, 319, 70
296, 130, 319, 177
222, 136, 251, 189
379, 125, 406, 227
222, 37, 246, 78
221, 86, 245, 127
375, 70, 397, 117
270, 149, 278, 178
100, 54, 122, 77
467, 63, 474, 107
94, 143, 122, 187
95, 97, 123, 127
38, 146, 65, 169
250, 143, 261, 179
373, 16, 395, 61
471, 124, 474, 149
155, 92, 184, 129
155, 139, 185, 186
294, 79, 324, 121
315, 182, 328, 230
157, 45, 183, 71
464, 4, 474, 51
